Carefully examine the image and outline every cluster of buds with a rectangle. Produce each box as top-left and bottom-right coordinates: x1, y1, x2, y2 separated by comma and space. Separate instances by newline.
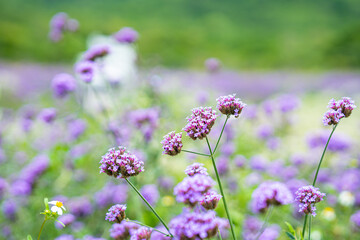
130, 227, 152, 240
295, 185, 326, 216
323, 97, 356, 126
99, 146, 144, 179
216, 94, 246, 118
183, 107, 217, 140
161, 131, 183, 156
200, 190, 222, 210
105, 204, 127, 223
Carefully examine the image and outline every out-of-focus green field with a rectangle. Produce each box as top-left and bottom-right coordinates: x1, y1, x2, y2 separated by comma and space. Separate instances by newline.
0, 0, 360, 69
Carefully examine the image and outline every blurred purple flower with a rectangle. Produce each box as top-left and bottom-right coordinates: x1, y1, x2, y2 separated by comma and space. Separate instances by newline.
205, 58, 221, 72
83, 44, 110, 62
52, 73, 76, 98
56, 214, 76, 229
140, 185, 160, 205
114, 27, 139, 43
68, 197, 93, 217
68, 119, 87, 140
2, 200, 17, 220
75, 61, 95, 83
38, 108, 57, 124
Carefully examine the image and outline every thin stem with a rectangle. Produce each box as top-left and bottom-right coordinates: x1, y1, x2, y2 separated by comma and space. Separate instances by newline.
205, 136, 236, 240
255, 205, 274, 240
218, 229, 223, 240
312, 124, 338, 186
125, 178, 173, 238
126, 219, 171, 237
302, 214, 308, 239
182, 149, 210, 157
213, 115, 230, 154
308, 215, 312, 240
37, 219, 47, 240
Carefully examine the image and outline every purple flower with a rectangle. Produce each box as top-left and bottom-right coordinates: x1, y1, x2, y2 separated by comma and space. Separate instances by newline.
243, 105, 258, 120
258, 225, 280, 240
49, 29, 63, 42
110, 222, 139, 239
169, 211, 228, 240
216, 94, 246, 118
251, 181, 293, 213
130, 108, 159, 142
11, 180, 32, 196
295, 185, 326, 216
130, 227, 152, 240
55, 235, 75, 240
100, 146, 144, 179
184, 163, 209, 177
234, 155, 246, 168
38, 108, 57, 123
52, 73, 76, 98
249, 155, 268, 171
140, 185, 160, 205
150, 226, 171, 240
200, 190, 222, 210
204, 58, 221, 72
50, 12, 68, 31
307, 131, 351, 152
94, 183, 128, 208
158, 176, 175, 191
75, 61, 95, 83
322, 109, 344, 126
66, 19, 79, 32
68, 119, 87, 140
333, 169, 360, 192
277, 94, 300, 113
55, 214, 76, 229
183, 107, 217, 140
83, 44, 110, 61
114, 27, 139, 43
174, 174, 215, 207
68, 197, 93, 217
106, 204, 127, 223
328, 97, 356, 117
161, 131, 183, 156
256, 125, 274, 140
0, 178, 7, 199
2, 200, 17, 220
351, 210, 360, 227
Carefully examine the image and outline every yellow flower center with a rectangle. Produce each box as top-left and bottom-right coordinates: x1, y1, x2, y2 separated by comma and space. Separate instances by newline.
56, 201, 63, 208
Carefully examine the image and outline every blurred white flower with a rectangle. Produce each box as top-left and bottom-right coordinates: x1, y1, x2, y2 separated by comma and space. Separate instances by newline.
338, 191, 355, 207
312, 230, 322, 240
321, 207, 336, 221
49, 200, 66, 215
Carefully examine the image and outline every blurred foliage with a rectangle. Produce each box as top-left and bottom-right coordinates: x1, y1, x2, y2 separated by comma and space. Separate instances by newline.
0, 0, 360, 69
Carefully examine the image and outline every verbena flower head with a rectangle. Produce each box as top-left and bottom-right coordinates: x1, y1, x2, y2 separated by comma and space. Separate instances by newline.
110, 221, 139, 240
322, 109, 344, 126
106, 204, 127, 223
38, 108, 57, 124
169, 211, 228, 240
205, 58, 221, 72
114, 27, 139, 43
351, 210, 360, 228
216, 94, 246, 118
84, 44, 110, 61
185, 163, 209, 177
174, 174, 215, 207
200, 190, 222, 210
50, 12, 68, 31
328, 97, 356, 117
75, 61, 95, 83
161, 131, 183, 156
183, 107, 217, 140
100, 146, 144, 179
52, 73, 76, 98
295, 185, 326, 216
130, 227, 152, 240
251, 181, 293, 213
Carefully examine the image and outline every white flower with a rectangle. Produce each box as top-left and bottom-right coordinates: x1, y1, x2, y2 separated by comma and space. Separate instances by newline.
49, 200, 66, 215
338, 191, 355, 207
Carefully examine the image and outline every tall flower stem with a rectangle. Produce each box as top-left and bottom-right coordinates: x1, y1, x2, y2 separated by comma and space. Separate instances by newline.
308, 216, 312, 240
205, 136, 236, 240
125, 178, 173, 238
126, 219, 171, 237
312, 124, 338, 186
37, 219, 47, 240
182, 149, 210, 157
213, 115, 229, 154
255, 205, 274, 240
302, 123, 338, 238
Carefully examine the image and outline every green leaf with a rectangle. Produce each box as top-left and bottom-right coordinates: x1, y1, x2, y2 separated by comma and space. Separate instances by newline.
285, 232, 296, 240
285, 222, 296, 235
27, 235, 33, 240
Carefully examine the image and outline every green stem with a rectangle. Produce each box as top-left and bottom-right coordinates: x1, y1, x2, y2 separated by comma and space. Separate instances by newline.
213, 115, 229, 154
126, 219, 171, 237
125, 178, 173, 238
255, 205, 274, 240
302, 214, 308, 238
218, 229, 223, 240
205, 137, 236, 240
308, 215, 312, 240
37, 219, 47, 240
312, 124, 338, 186
182, 149, 210, 157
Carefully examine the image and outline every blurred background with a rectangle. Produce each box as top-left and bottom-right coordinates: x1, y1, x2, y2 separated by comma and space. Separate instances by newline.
1, 1, 360, 240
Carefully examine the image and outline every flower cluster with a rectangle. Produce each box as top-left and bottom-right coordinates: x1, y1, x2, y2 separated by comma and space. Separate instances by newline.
49, 12, 79, 42
38, 108, 57, 124
295, 185, 326, 216
169, 211, 228, 240
183, 107, 217, 140
184, 163, 209, 177
216, 94, 246, 118
130, 108, 160, 142
75, 61, 96, 83
114, 27, 139, 43
204, 58, 221, 72
130, 227, 152, 240
200, 190, 222, 210
105, 204, 127, 223
109, 221, 139, 240
351, 210, 360, 228
52, 73, 76, 98
161, 131, 183, 156
100, 146, 144, 179
323, 97, 356, 126
83, 44, 110, 62
251, 181, 293, 213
